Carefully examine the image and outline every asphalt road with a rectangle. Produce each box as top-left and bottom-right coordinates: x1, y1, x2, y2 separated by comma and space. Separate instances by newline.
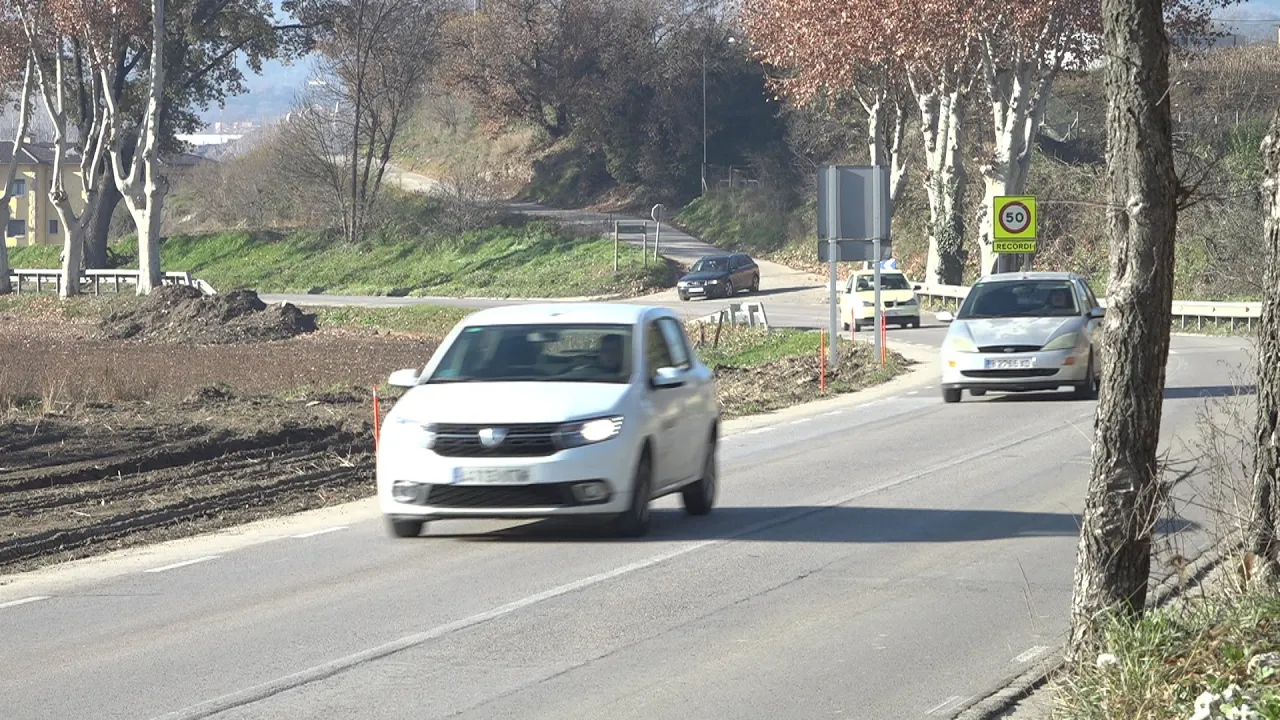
0, 333, 1250, 720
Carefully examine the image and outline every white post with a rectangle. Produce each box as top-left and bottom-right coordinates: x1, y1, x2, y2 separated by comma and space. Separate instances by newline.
654, 220, 661, 262
826, 166, 840, 368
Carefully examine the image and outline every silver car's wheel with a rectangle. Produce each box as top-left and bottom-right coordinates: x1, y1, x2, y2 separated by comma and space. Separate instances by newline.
682, 435, 717, 516
943, 388, 962, 403
388, 518, 425, 538
615, 450, 653, 537
1073, 354, 1099, 400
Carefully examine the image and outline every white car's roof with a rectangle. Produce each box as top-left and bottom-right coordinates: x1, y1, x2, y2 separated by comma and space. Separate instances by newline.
460, 302, 666, 327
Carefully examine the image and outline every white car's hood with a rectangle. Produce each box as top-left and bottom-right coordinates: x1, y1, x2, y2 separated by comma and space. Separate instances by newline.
390, 381, 631, 424
956, 316, 1079, 347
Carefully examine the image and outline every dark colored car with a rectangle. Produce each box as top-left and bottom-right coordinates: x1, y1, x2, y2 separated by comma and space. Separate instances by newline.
677, 253, 760, 301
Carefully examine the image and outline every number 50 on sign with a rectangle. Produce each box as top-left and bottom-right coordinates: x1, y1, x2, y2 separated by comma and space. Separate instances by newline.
992, 195, 1037, 253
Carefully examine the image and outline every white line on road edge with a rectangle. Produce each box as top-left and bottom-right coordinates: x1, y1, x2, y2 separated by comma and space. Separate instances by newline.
1013, 646, 1050, 663
146, 420, 1081, 720
291, 526, 348, 539
926, 695, 967, 715
0, 595, 49, 610
143, 556, 220, 574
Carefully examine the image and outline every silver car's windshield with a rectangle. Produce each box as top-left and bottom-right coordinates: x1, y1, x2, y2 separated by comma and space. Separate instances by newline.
426, 323, 634, 384
957, 280, 1080, 319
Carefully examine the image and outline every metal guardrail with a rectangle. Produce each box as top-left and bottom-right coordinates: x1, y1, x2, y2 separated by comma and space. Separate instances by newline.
7, 269, 217, 296
912, 282, 1262, 331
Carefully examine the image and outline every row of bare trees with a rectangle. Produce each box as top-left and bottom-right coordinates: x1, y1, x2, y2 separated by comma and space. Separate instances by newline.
740, 0, 1227, 285
0, 0, 309, 297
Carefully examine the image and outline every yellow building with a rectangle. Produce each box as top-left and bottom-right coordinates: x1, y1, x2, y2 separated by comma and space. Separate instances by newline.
3, 141, 87, 249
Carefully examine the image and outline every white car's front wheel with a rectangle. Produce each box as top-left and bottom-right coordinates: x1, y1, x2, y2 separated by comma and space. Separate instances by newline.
682, 434, 716, 516
614, 449, 653, 538
387, 517, 426, 538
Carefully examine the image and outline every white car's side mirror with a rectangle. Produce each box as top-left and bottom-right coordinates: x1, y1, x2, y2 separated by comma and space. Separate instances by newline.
388, 368, 421, 388
936, 310, 955, 323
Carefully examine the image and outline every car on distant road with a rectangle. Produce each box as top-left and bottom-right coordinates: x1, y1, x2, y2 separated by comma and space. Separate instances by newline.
677, 253, 760, 300
840, 268, 921, 330
376, 303, 721, 539
936, 271, 1104, 403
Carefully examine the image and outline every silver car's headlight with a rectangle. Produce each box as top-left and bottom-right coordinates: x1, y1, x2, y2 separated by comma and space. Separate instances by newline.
902, 296, 918, 306
1041, 332, 1080, 352
943, 334, 977, 353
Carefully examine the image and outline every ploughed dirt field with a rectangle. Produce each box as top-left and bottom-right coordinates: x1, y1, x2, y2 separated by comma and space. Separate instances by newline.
1, 288, 904, 576
0, 288, 436, 575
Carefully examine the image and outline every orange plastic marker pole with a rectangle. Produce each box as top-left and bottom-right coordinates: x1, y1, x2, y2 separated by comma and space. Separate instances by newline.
372, 386, 381, 451
820, 330, 826, 393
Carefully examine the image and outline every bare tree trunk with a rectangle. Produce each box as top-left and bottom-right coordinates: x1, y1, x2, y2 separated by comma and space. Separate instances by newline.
113, 0, 166, 295
85, 175, 121, 269
860, 87, 909, 204
0, 59, 34, 296
913, 78, 967, 286
1249, 109, 1280, 588
1067, 0, 1178, 655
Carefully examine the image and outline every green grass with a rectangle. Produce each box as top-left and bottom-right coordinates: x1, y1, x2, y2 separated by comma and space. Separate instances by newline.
674, 189, 801, 257
8, 244, 61, 268
1053, 591, 1280, 720
10, 220, 674, 299
307, 305, 471, 336
693, 324, 824, 369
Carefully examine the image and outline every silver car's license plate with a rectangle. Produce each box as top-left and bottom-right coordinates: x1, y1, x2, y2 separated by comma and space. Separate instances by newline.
453, 467, 530, 485
985, 357, 1033, 370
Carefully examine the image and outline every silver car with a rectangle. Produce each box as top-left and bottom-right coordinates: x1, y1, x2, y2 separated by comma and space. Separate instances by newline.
936, 271, 1104, 403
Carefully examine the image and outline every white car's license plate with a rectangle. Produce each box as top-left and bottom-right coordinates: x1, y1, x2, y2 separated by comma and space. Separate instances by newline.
453, 467, 530, 485
985, 357, 1033, 370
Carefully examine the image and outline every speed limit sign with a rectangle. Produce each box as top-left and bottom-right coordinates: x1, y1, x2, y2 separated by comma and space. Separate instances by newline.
992, 195, 1037, 252
998, 202, 1030, 234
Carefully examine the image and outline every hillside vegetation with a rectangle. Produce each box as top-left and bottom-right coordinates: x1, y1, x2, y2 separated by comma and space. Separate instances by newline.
395, 44, 1280, 302
11, 217, 672, 299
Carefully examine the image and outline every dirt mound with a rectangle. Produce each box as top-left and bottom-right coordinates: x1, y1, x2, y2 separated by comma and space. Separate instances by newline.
101, 286, 317, 344
712, 343, 909, 418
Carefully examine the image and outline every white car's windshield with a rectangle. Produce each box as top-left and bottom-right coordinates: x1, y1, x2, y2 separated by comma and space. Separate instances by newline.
957, 280, 1080, 319
426, 323, 634, 384
851, 273, 912, 292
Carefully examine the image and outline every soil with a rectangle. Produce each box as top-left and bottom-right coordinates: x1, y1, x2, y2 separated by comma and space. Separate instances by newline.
0, 310, 434, 576
100, 285, 318, 344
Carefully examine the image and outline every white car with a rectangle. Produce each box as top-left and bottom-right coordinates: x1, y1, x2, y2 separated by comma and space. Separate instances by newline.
377, 303, 721, 538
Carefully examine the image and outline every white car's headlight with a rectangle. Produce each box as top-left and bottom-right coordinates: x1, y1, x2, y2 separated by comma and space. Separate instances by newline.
1041, 332, 1080, 351
944, 334, 977, 353
559, 416, 624, 448
387, 417, 438, 449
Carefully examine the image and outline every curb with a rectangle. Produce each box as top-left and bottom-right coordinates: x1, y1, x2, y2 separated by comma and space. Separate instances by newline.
952, 538, 1240, 719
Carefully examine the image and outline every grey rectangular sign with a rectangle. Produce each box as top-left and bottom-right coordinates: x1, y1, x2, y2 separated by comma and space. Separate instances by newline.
816, 239, 892, 263
817, 165, 891, 242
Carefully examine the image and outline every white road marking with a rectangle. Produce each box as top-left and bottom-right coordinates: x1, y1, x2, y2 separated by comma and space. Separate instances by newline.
907, 390, 919, 396
148, 424, 1074, 720
143, 556, 221, 574
821, 410, 843, 416
292, 526, 348, 539
1014, 645, 1050, 663
0, 596, 49, 610
788, 418, 811, 425
925, 695, 966, 715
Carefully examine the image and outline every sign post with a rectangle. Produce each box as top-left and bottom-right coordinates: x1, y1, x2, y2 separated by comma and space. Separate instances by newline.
651, 204, 665, 263
992, 195, 1038, 272
817, 165, 891, 368
825, 167, 840, 368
